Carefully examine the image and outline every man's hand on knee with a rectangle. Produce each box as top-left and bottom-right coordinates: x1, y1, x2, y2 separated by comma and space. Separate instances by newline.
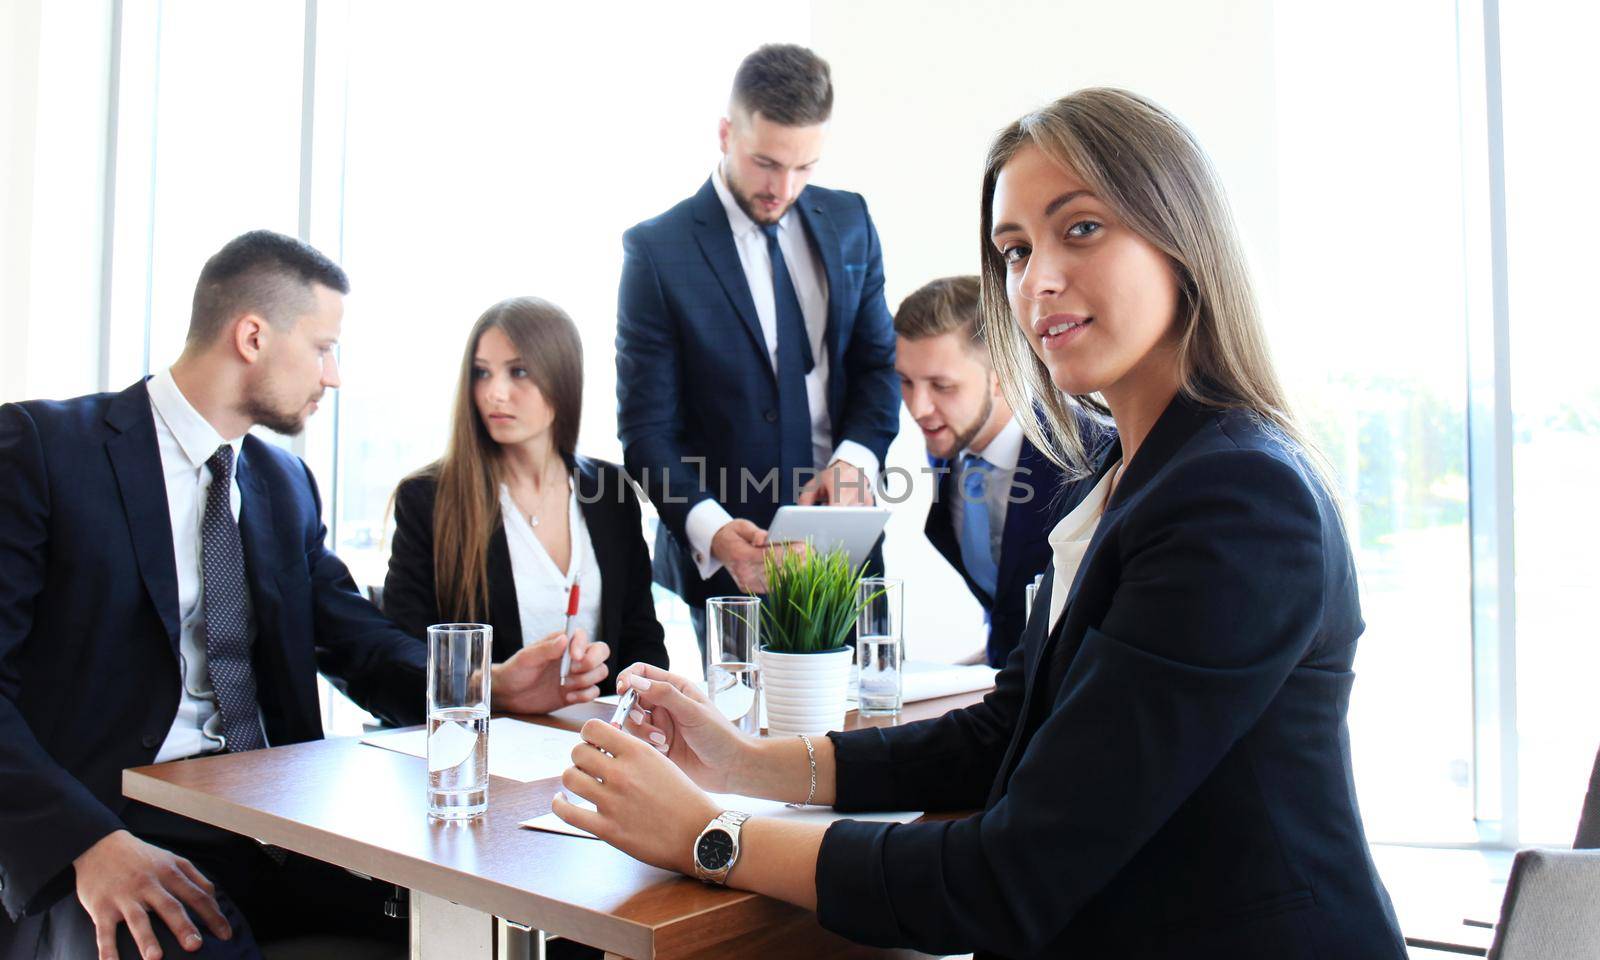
74, 829, 232, 959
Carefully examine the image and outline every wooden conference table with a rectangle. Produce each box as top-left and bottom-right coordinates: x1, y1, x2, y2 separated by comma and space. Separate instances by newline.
123, 690, 989, 960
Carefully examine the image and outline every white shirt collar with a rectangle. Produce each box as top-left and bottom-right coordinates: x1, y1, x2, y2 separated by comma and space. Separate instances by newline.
712, 163, 796, 241
1043, 459, 1120, 632
146, 368, 245, 471
962, 415, 1024, 473
1048, 459, 1120, 548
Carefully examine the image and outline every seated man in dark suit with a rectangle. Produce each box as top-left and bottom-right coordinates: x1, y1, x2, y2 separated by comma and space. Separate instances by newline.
894, 276, 1069, 667
0, 230, 563, 960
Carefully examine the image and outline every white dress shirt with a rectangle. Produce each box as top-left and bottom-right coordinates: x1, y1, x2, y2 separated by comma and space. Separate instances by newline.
682, 166, 881, 579
500, 482, 602, 651
949, 416, 1025, 571
146, 369, 262, 762
1045, 461, 1121, 634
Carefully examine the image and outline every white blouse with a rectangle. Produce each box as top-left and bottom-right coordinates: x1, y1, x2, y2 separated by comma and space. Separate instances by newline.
1046, 461, 1121, 634
499, 481, 603, 650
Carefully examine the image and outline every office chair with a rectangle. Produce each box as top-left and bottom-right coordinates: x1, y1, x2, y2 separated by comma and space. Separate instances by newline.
1484, 849, 1600, 959
1571, 741, 1600, 850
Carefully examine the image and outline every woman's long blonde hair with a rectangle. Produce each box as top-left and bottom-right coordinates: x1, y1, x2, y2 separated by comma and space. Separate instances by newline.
412, 296, 584, 621
978, 88, 1330, 490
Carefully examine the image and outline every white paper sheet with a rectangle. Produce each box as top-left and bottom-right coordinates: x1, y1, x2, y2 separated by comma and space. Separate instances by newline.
361, 717, 584, 783
521, 791, 922, 839
593, 660, 994, 734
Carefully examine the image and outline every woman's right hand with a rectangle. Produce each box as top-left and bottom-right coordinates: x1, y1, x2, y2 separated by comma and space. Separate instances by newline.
615, 663, 752, 794
492, 629, 609, 715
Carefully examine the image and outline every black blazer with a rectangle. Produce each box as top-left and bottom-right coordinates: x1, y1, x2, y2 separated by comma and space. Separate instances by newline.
382, 457, 668, 693
0, 382, 426, 921
616, 178, 900, 607
925, 433, 1078, 668
814, 395, 1406, 959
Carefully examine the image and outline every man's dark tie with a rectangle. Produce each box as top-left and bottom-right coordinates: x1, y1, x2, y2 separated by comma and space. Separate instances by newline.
762, 222, 815, 375
202, 445, 265, 753
763, 222, 817, 503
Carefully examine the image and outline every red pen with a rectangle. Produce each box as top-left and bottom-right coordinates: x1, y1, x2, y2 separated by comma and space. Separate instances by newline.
559, 582, 580, 684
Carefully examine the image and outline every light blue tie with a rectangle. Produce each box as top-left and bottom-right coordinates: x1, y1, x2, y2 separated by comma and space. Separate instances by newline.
958, 454, 999, 601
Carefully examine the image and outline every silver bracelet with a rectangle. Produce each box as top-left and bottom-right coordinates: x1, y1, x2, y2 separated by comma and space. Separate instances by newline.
788, 734, 818, 808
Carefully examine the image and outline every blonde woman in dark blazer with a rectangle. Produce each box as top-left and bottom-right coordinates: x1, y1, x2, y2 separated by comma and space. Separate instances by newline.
551, 91, 1406, 960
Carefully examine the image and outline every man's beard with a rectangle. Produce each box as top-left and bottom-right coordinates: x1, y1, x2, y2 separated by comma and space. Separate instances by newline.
243, 384, 318, 436
942, 390, 995, 460
725, 164, 788, 225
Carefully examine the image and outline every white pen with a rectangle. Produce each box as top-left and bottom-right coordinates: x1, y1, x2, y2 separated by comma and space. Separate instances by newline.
559, 582, 579, 684
608, 686, 640, 728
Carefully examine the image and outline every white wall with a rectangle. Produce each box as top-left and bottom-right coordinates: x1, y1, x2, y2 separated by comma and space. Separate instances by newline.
0, 0, 114, 404
810, 0, 1279, 660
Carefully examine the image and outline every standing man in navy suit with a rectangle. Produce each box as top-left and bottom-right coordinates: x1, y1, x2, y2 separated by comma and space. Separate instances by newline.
894, 277, 1074, 668
616, 45, 899, 644
0, 231, 570, 960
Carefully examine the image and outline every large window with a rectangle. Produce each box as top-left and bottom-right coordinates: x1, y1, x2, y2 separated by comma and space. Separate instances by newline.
106, 0, 304, 390
1499, 0, 1600, 844
1273, 0, 1475, 843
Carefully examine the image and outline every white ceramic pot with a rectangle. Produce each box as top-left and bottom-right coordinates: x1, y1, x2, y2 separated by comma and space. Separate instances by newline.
757, 646, 854, 737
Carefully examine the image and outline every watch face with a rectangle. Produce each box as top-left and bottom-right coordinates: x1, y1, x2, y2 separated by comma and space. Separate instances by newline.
696, 828, 735, 871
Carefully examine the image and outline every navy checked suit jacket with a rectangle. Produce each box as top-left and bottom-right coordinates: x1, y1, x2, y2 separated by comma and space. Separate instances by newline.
615, 178, 899, 606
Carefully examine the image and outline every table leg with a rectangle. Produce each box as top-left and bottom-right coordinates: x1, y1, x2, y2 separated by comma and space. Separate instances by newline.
408, 889, 548, 959
498, 916, 548, 959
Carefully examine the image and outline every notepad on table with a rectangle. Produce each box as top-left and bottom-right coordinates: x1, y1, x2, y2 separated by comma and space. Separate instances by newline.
521, 792, 921, 839
360, 717, 583, 783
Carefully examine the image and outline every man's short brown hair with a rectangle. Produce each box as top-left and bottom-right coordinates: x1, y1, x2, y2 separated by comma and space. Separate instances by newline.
730, 44, 833, 126
893, 275, 984, 357
187, 229, 349, 347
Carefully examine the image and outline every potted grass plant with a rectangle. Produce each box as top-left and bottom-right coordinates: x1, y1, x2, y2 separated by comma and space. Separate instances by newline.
755, 545, 874, 736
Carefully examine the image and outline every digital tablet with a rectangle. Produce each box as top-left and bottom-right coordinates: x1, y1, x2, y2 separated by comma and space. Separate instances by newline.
765, 505, 892, 568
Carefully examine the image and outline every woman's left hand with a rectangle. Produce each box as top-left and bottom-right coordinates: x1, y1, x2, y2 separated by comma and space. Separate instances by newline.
551, 718, 722, 875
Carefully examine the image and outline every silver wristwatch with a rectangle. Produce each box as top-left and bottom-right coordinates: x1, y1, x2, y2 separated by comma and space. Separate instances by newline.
691, 810, 750, 885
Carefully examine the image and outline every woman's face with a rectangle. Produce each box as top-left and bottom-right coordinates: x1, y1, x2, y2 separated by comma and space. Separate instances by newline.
472, 325, 555, 448
989, 144, 1181, 402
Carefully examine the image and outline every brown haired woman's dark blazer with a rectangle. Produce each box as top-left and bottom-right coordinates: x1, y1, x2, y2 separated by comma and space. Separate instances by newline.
383, 456, 669, 694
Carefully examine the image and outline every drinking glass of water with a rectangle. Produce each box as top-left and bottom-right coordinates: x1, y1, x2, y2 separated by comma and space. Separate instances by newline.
426, 623, 492, 820
856, 578, 903, 716
705, 597, 762, 734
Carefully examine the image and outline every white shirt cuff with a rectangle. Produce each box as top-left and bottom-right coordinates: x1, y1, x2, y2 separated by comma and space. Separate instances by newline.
685, 498, 735, 580
829, 440, 881, 491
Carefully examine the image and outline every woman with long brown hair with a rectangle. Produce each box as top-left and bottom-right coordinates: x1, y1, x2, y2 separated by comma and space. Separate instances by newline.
546, 90, 1407, 958
383, 297, 668, 713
